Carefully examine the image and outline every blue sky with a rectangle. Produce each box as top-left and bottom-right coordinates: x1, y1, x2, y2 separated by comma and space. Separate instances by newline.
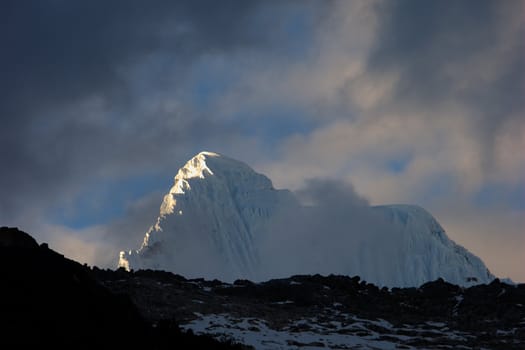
0, 0, 523, 281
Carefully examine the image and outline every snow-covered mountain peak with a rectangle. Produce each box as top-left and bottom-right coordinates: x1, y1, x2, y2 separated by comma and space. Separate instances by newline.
120, 151, 297, 280
175, 151, 260, 179
174, 151, 218, 182
160, 151, 276, 216
167, 151, 218, 200
119, 152, 495, 287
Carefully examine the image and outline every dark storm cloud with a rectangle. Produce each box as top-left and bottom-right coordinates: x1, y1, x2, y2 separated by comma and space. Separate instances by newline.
0, 0, 324, 118
0, 0, 325, 221
368, 0, 524, 136
0, 0, 259, 117
2, 0, 522, 281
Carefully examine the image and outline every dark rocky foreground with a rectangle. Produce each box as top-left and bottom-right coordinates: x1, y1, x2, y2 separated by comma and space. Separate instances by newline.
0, 227, 245, 348
96, 269, 525, 349
1, 227, 524, 349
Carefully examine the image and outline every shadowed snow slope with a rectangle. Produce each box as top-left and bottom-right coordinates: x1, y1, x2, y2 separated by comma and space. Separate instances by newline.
118, 151, 494, 286
370, 205, 493, 286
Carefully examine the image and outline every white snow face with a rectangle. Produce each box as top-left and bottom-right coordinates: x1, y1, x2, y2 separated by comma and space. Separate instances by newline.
118, 151, 494, 286
369, 205, 494, 287
118, 151, 298, 281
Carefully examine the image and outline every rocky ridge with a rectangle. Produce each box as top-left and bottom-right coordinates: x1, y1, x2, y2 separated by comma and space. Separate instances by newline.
96, 268, 525, 349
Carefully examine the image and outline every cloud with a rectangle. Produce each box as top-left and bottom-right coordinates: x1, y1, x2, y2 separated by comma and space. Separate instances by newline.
14, 189, 163, 269
257, 179, 402, 284
247, 0, 524, 281
0, 0, 329, 224
367, 0, 524, 163
0, 1, 522, 282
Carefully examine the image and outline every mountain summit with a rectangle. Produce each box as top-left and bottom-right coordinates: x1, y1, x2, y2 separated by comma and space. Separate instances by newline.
119, 151, 297, 281
118, 151, 494, 286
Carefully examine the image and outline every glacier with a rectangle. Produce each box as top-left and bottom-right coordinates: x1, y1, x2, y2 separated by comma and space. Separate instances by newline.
118, 151, 495, 287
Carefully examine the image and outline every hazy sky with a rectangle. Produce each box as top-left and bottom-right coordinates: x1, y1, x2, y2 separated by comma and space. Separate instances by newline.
1, 0, 523, 281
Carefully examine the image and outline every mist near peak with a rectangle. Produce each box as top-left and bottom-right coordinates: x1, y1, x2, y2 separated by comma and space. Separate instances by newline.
256, 179, 404, 284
